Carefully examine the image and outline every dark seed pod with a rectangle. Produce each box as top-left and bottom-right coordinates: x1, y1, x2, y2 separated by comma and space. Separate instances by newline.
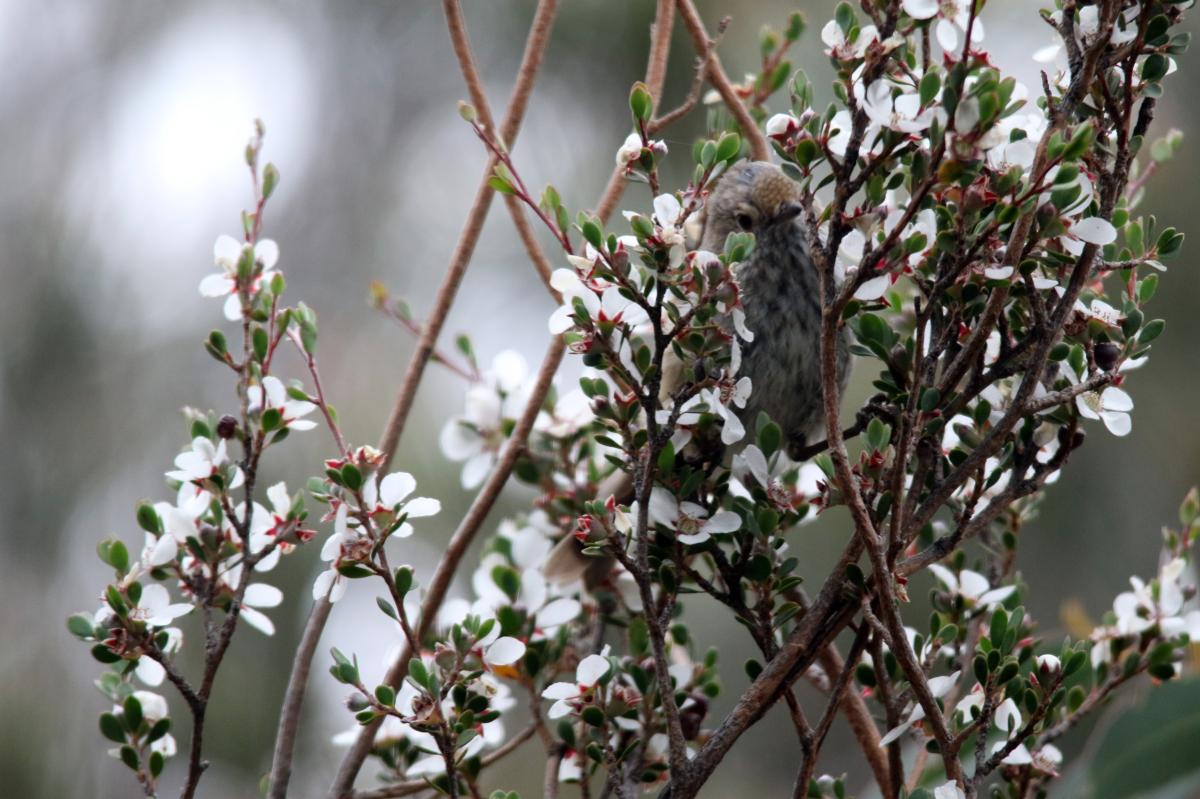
216, 414, 238, 439
1094, 342, 1121, 372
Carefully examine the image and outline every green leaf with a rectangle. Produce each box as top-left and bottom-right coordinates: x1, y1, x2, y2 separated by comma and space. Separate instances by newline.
375, 597, 398, 621
657, 441, 676, 475
629, 82, 653, 122
1141, 53, 1169, 83
262, 162, 280, 199
866, 417, 891, 452
375, 685, 396, 706
123, 695, 143, 731
66, 613, 95, 639
136, 503, 161, 534
1088, 678, 1200, 799
341, 464, 363, 492
758, 420, 783, 459
253, 326, 269, 362
834, 1, 854, 35
98, 538, 130, 573
1139, 319, 1166, 344
715, 132, 741, 163
394, 566, 414, 596
919, 71, 941, 107
99, 712, 126, 744
487, 175, 516, 195
491, 565, 521, 601
581, 705, 606, 727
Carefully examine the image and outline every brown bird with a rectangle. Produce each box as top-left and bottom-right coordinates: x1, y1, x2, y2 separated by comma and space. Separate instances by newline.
542, 161, 851, 587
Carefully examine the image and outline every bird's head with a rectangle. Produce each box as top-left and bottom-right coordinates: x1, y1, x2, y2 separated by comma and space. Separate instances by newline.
700, 161, 803, 253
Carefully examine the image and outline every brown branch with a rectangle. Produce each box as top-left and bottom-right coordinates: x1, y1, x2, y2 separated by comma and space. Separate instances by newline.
278, 5, 561, 799
375, 0, 558, 473
329, 336, 565, 798
646, 0, 675, 101
815, 642, 892, 797
675, 0, 770, 161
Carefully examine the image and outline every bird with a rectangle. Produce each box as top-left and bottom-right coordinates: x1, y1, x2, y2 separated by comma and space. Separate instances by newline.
542, 160, 851, 587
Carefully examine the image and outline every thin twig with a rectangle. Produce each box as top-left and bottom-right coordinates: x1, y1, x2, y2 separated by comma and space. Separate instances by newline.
375, 0, 559, 473
270, 5, 563, 798
675, 0, 770, 161
329, 336, 565, 797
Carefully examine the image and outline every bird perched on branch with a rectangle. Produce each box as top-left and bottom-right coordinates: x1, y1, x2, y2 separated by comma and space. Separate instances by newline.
542, 161, 851, 586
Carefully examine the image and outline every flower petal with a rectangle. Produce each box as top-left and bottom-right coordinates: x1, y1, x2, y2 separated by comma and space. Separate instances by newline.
1071, 217, 1117, 245
402, 497, 441, 518
576, 653, 611, 686
244, 583, 283, 608
379, 472, 417, 507
537, 598, 582, 628
485, 636, 526, 666
702, 510, 742, 535
902, 0, 939, 19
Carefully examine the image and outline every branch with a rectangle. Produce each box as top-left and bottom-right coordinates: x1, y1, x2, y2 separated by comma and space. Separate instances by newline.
675, 0, 770, 161
328, 336, 564, 797
269, 5, 562, 798
375, 0, 558, 473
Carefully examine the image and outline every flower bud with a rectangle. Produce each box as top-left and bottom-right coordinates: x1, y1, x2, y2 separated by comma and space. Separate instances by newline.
217, 415, 238, 439
1036, 654, 1062, 678
1094, 342, 1121, 372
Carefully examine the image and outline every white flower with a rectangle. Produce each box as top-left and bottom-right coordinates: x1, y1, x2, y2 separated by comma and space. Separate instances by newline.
699, 377, 752, 446
134, 628, 181, 686
648, 487, 741, 546
615, 132, 666, 168
904, 0, 985, 55
131, 690, 169, 722
312, 505, 354, 603
863, 80, 936, 135
497, 512, 557, 569
1032, 743, 1064, 775
199, 235, 280, 321
1035, 654, 1062, 674
928, 564, 1016, 608
548, 277, 650, 337
364, 470, 441, 523
440, 351, 535, 488
472, 558, 582, 635
247, 376, 318, 432
129, 583, 192, 627
933, 781, 966, 799
1075, 298, 1120, 327
991, 740, 1033, 766
766, 113, 801, 138
165, 436, 245, 489
826, 109, 868, 158
1091, 557, 1200, 668
994, 697, 1021, 735
820, 20, 884, 60
1075, 386, 1133, 437
878, 670, 961, 745
541, 646, 612, 718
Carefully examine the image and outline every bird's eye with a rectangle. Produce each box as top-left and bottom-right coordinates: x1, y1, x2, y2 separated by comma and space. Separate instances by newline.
736, 213, 754, 231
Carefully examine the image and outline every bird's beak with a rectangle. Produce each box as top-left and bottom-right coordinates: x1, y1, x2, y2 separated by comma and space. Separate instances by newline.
771, 201, 803, 225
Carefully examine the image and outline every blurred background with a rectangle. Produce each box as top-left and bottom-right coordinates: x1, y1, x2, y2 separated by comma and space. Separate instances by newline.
2, 1, 1197, 797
